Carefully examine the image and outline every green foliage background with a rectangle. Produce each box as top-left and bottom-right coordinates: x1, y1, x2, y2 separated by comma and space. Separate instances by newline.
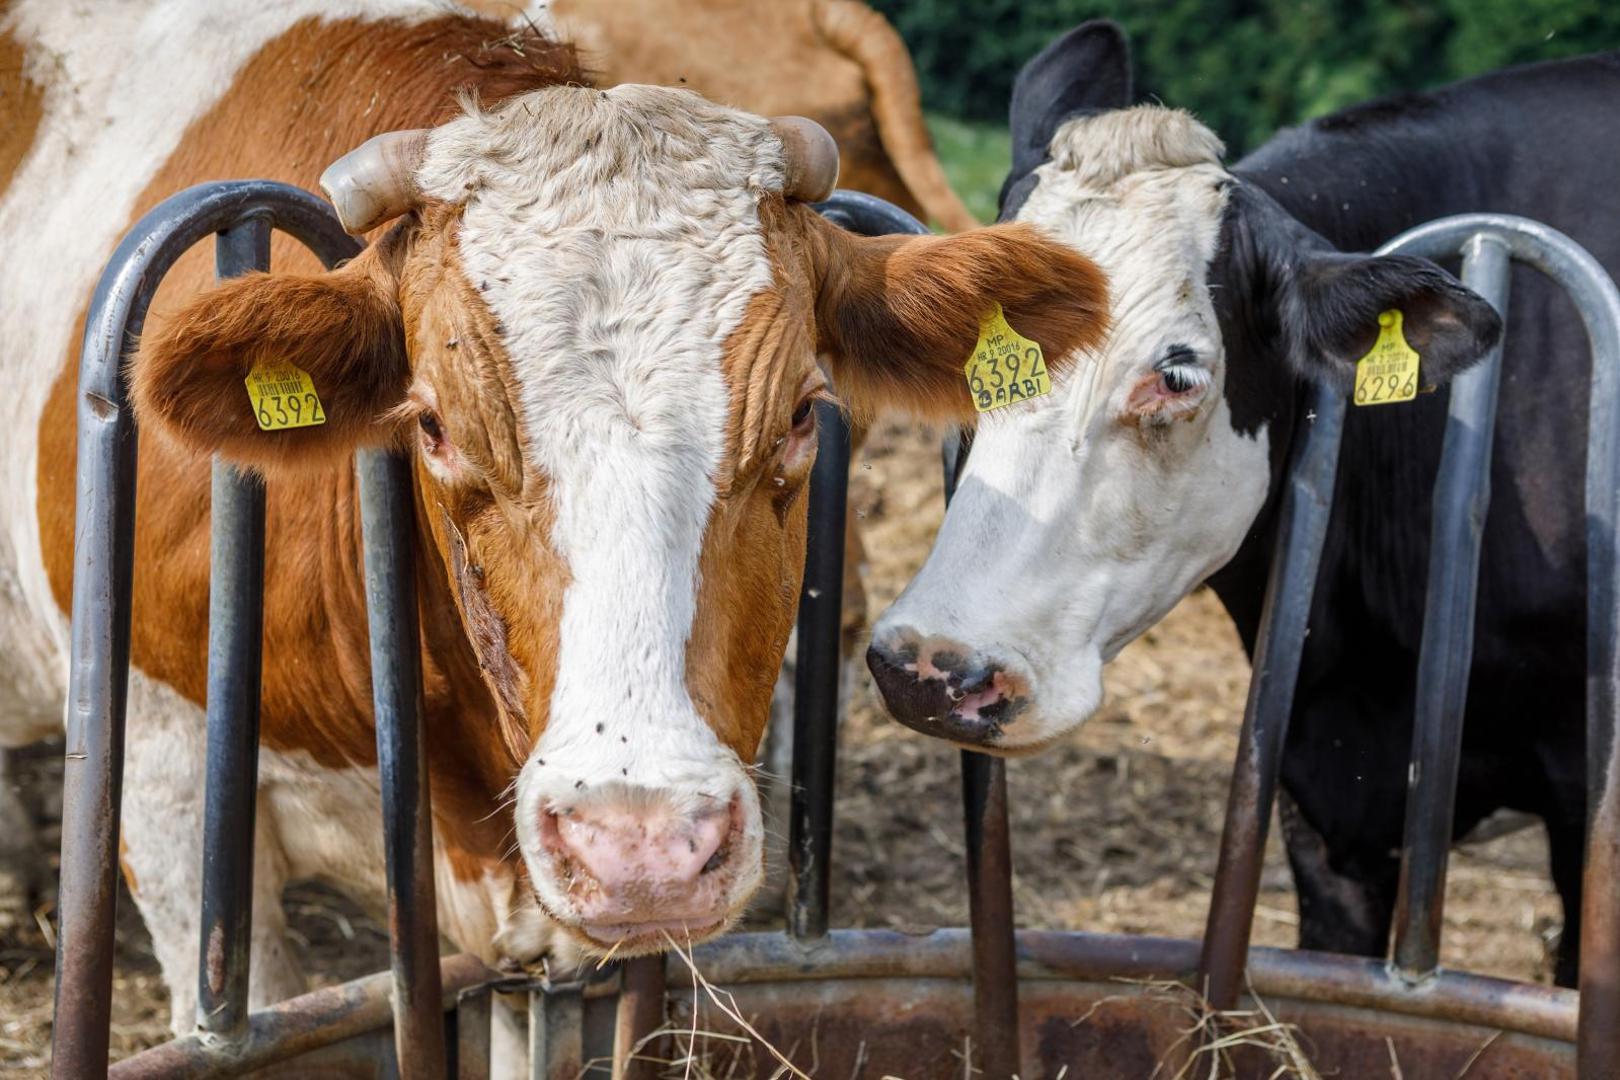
876, 0, 1620, 157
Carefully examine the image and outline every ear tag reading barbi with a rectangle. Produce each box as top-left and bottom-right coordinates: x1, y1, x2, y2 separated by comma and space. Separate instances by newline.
245, 361, 327, 431
1353, 310, 1420, 406
965, 302, 1050, 413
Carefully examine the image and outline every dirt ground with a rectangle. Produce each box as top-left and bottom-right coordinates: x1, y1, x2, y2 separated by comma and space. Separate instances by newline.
0, 421, 1563, 1075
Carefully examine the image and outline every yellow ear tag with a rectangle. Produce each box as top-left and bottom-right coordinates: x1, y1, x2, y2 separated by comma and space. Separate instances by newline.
1353, 310, 1420, 406
965, 302, 1051, 413
245, 362, 327, 431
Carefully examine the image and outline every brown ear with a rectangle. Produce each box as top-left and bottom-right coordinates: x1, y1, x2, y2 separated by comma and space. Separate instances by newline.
130, 241, 409, 474
808, 214, 1109, 420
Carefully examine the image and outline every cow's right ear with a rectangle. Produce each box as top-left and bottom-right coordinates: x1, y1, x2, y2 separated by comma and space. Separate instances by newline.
131, 241, 410, 474
1008, 21, 1134, 182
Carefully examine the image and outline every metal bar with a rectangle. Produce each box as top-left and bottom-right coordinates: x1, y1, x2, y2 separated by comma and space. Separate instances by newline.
194, 214, 273, 1037
783, 191, 930, 939
942, 428, 1022, 1077
1199, 381, 1348, 1009
111, 953, 494, 1080
357, 447, 446, 1078
787, 401, 850, 940
960, 754, 1021, 1076
53, 180, 357, 1080
613, 956, 666, 1079
676, 928, 1579, 1044
1391, 234, 1512, 980
529, 985, 585, 1080
1570, 216, 1620, 1077
454, 987, 492, 1080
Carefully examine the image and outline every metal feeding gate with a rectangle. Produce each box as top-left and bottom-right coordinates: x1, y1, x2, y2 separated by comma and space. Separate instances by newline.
45, 176, 1620, 1080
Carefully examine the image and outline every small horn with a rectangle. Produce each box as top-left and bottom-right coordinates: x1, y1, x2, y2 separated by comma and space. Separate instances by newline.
319, 129, 430, 235
769, 116, 840, 203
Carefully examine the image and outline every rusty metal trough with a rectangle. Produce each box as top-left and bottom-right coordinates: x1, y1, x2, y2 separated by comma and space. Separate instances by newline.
47, 181, 1620, 1079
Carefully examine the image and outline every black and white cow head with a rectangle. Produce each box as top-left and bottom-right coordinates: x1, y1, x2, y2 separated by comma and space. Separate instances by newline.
867, 22, 1501, 753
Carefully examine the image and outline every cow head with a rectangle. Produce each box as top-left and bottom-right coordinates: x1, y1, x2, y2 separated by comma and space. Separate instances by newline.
131, 85, 1107, 954
867, 24, 1501, 754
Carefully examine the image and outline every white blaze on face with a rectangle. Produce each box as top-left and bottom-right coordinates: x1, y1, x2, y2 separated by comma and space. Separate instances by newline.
875, 107, 1271, 751
416, 86, 781, 915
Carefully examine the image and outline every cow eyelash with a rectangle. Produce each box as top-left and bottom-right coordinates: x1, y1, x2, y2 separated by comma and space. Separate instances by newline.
1155, 349, 1207, 395
1161, 367, 1200, 394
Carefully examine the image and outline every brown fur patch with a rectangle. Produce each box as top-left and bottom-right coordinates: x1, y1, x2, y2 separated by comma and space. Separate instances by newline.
0, 27, 43, 201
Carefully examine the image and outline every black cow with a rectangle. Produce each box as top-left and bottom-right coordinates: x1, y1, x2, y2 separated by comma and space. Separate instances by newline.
867, 23, 1619, 984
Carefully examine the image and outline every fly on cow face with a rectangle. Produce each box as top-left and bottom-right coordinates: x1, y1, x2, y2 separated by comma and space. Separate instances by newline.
131, 81, 1111, 957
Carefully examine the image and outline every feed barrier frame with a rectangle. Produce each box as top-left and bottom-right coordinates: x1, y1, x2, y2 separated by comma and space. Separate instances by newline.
48, 181, 1620, 1079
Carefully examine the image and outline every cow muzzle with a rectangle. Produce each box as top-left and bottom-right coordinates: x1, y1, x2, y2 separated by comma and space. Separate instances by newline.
866, 630, 1035, 750
521, 777, 761, 954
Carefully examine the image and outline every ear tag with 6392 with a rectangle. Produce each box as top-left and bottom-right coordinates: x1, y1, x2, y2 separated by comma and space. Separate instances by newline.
245, 361, 327, 431
965, 302, 1051, 412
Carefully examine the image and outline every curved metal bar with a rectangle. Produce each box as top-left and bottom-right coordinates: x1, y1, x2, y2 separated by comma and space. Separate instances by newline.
1366, 217, 1620, 1074
810, 188, 934, 236
1391, 232, 1513, 980
683, 928, 1578, 1045
1196, 213, 1620, 1072
110, 953, 496, 1080
55, 181, 358, 1080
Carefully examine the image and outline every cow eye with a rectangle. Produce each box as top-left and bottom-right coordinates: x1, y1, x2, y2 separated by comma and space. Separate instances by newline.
790, 397, 816, 431
419, 410, 445, 450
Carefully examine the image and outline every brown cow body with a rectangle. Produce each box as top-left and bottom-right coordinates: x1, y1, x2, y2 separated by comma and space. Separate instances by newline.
0, 0, 1105, 1044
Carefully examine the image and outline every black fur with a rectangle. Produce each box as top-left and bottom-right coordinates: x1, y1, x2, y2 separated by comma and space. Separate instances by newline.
999, 21, 1133, 222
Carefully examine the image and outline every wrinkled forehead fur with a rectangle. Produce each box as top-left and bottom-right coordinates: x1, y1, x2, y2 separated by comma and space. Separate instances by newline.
413, 84, 789, 498
1021, 105, 1230, 375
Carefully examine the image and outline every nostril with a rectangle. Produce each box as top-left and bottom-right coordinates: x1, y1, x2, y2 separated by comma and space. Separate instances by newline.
539, 807, 565, 850
955, 665, 998, 695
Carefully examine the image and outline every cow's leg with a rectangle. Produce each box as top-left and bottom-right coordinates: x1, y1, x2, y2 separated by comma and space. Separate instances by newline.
1546, 807, 1585, 988
120, 674, 303, 1033
1277, 788, 1399, 958
0, 748, 37, 935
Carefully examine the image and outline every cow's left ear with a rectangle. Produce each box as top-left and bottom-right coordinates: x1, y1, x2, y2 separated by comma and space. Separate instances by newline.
1282, 250, 1502, 388
806, 213, 1110, 420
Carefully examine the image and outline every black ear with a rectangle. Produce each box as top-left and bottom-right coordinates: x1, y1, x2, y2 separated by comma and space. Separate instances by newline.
1007, 21, 1133, 181
1281, 251, 1502, 388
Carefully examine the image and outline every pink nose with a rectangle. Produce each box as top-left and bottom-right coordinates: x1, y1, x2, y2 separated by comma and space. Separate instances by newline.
541, 795, 738, 936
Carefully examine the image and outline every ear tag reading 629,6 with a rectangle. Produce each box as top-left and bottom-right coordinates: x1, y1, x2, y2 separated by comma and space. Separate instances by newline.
1353, 309, 1420, 406
965, 302, 1050, 413
245, 361, 327, 431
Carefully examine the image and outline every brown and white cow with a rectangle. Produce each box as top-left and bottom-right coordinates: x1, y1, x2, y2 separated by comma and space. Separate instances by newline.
0, 0, 1106, 1031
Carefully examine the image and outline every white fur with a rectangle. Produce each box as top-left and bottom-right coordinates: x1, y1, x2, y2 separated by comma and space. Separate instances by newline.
874, 107, 1272, 751
416, 85, 782, 926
